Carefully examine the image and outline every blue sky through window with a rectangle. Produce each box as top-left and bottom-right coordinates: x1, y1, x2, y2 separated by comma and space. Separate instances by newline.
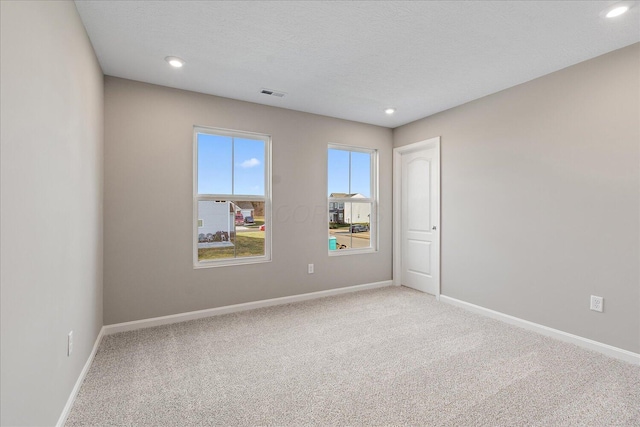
198, 134, 232, 194
234, 138, 264, 195
198, 133, 265, 195
328, 148, 371, 197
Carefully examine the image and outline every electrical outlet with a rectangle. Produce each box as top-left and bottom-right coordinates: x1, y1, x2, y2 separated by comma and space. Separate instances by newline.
590, 295, 603, 312
308, 263, 314, 274
67, 331, 73, 356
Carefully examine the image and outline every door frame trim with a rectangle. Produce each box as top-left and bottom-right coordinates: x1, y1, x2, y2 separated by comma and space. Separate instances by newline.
393, 137, 441, 298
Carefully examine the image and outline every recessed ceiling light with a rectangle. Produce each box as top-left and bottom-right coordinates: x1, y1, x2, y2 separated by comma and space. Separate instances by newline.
607, 5, 629, 17
603, 2, 632, 18
385, 108, 396, 115
165, 56, 185, 68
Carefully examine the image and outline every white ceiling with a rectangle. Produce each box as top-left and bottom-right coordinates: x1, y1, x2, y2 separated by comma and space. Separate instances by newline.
74, 1, 640, 128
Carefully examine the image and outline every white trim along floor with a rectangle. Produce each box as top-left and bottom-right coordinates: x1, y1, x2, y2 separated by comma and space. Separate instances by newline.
59, 282, 639, 425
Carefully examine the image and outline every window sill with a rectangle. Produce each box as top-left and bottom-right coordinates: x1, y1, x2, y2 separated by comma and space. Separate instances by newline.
328, 248, 377, 257
194, 257, 272, 269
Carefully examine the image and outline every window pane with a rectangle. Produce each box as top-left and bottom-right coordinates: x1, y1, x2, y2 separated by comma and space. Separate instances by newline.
328, 202, 371, 250
350, 151, 371, 198
197, 134, 232, 195
234, 200, 265, 258
348, 202, 371, 249
329, 202, 351, 250
197, 200, 235, 260
328, 148, 349, 196
234, 138, 265, 196
197, 200, 265, 262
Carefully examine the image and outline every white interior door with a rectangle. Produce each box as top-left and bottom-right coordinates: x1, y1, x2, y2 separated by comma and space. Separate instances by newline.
397, 139, 440, 295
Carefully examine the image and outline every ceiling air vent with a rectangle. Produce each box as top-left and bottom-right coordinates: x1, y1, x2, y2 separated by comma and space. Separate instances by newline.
260, 88, 286, 98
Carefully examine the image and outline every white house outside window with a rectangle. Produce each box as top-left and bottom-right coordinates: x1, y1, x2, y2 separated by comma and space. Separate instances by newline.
328, 144, 377, 254
194, 126, 271, 267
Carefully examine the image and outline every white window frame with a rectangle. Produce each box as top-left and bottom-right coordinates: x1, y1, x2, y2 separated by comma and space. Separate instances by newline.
193, 126, 272, 268
328, 143, 378, 256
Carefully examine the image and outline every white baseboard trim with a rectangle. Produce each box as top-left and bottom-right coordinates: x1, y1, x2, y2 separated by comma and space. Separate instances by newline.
104, 280, 393, 335
56, 326, 105, 427
439, 295, 640, 365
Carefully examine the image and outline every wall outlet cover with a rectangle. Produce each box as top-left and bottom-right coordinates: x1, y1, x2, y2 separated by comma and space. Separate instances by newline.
590, 295, 603, 312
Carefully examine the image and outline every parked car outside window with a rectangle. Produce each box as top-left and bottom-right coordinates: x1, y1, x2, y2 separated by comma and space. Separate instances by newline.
234, 213, 244, 225
351, 224, 369, 233
244, 216, 255, 225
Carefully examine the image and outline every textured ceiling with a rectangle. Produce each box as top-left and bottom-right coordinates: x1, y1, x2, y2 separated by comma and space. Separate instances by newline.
74, 1, 640, 128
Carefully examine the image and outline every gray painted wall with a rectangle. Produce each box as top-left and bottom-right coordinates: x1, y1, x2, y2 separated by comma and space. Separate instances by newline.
393, 43, 640, 353
0, 1, 104, 426
103, 77, 393, 325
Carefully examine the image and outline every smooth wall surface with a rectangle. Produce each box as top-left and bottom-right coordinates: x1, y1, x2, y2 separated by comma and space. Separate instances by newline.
0, 1, 104, 426
394, 43, 640, 353
103, 77, 392, 325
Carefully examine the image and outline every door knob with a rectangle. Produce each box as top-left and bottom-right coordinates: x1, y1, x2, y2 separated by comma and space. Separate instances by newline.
432, 226, 437, 230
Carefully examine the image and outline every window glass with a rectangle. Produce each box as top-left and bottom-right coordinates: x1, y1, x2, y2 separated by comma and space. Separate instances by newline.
197, 200, 265, 262
327, 148, 350, 196
328, 202, 372, 250
234, 138, 265, 196
197, 134, 232, 195
350, 151, 371, 198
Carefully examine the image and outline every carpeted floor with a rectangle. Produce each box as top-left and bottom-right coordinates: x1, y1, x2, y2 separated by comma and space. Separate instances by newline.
66, 286, 640, 426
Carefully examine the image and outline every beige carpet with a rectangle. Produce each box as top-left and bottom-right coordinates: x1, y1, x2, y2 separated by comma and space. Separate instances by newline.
66, 286, 640, 426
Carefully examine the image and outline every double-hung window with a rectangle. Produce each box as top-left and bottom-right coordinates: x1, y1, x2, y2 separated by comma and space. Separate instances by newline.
194, 126, 271, 267
328, 144, 377, 254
